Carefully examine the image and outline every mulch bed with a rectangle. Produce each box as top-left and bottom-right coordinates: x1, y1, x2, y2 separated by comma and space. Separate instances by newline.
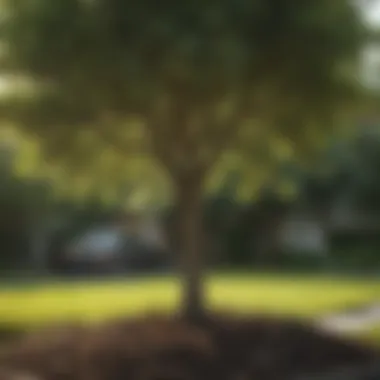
0, 313, 379, 380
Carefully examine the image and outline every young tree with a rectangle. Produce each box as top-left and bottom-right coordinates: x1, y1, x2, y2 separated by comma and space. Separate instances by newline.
0, 0, 367, 319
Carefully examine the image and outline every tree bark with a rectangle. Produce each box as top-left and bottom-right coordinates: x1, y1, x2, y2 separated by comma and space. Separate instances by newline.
174, 173, 205, 322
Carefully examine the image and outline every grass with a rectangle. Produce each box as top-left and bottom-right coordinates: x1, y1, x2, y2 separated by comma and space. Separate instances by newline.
346, 325, 380, 346
0, 273, 379, 329
367, 326, 380, 342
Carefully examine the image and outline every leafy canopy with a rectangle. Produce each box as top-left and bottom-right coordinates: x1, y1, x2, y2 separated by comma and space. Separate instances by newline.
0, 0, 368, 189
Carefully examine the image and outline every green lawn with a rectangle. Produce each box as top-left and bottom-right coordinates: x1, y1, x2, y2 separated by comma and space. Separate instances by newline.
0, 274, 379, 329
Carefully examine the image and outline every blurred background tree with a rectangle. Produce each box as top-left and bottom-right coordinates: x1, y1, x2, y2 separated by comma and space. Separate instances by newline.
0, 0, 371, 319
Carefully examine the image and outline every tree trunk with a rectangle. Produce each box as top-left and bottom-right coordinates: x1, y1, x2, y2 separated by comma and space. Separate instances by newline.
174, 174, 205, 321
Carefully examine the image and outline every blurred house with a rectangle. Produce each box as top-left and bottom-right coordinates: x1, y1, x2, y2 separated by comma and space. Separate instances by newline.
277, 200, 380, 257
278, 214, 328, 256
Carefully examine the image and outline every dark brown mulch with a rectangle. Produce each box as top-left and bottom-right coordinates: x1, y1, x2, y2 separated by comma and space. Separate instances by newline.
0, 314, 379, 380
0, 328, 27, 345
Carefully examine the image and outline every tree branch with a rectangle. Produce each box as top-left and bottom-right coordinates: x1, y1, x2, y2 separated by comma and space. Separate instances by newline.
94, 112, 150, 156
200, 93, 254, 166
94, 127, 148, 156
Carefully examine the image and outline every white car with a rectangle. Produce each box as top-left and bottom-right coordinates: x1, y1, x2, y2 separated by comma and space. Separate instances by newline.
65, 226, 127, 273
68, 227, 125, 261
64, 225, 167, 273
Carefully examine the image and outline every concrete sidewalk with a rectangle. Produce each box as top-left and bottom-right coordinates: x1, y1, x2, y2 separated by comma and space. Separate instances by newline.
316, 303, 380, 334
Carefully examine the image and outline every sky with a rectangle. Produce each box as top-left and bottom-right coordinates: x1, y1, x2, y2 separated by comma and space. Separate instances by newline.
362, 0, 380, 25
361, 0, 380, 87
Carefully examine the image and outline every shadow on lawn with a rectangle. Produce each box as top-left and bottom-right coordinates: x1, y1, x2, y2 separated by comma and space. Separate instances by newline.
0, 313, 379, 380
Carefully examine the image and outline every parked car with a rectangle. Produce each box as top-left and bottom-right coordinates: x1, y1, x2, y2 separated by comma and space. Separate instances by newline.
63, 225, 167, 275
